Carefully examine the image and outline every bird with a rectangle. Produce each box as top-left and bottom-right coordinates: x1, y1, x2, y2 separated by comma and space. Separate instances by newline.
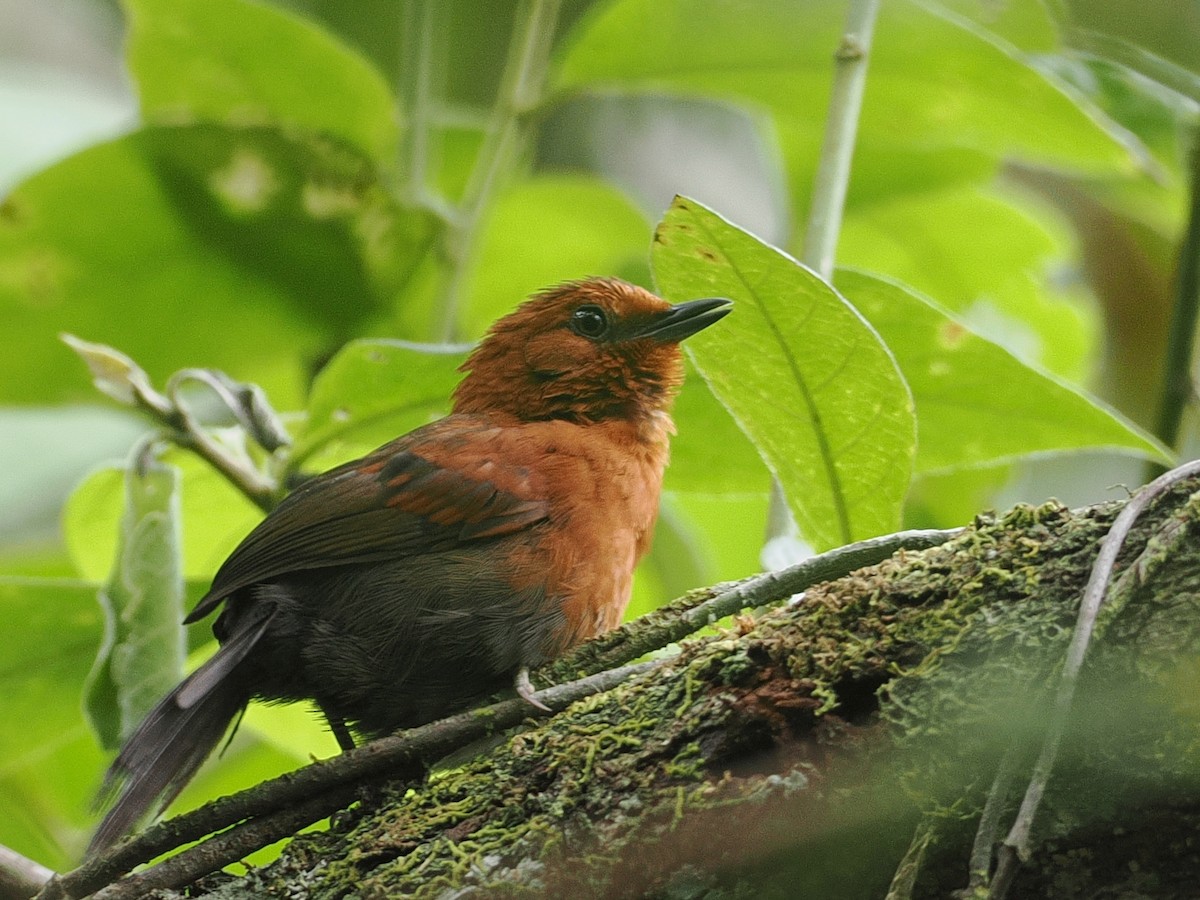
88, 277, 731, 853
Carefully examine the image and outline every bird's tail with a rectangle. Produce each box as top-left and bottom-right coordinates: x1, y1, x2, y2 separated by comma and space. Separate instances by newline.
88, 611, 272, 855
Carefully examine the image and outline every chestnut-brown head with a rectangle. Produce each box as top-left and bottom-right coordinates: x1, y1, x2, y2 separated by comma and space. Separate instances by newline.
453, 278, 731, 424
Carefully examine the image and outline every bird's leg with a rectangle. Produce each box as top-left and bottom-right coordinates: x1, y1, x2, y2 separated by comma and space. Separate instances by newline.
515, 667, 551, 712
323, 709, 357, 752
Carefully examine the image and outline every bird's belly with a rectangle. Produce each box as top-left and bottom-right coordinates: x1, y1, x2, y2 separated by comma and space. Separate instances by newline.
236, 546, 564, 737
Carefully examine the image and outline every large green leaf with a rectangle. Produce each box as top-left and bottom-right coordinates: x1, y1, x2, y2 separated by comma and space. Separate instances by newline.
84, 454, 185, 748
837, 183, 1096, 379
290, 338, 467, 473
0, 125, 431, 405
0, 578, 105, 866
665, 361, 770, 494
0, 578, 102, 768
652, 197, 916, 551
836, 269, 1171, 473
125, 0, 399, 164
554, 0, 1139, 174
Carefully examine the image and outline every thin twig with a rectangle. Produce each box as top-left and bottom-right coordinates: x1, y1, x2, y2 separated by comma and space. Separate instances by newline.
397, 0, 435, 205
164, 371, 280, 511
88, 786, 363, 900
40, 662, 653, 900
0, 844, 54, 900
61, 335, 284, 513
435, 0, 562, 341
989, 459, 1200, 898
958, 741, 1023, 896
766, 0, 881, 544
550, 527, 960, 680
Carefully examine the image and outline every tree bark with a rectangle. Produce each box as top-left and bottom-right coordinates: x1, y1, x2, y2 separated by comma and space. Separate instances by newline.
140, 481, 1200, 898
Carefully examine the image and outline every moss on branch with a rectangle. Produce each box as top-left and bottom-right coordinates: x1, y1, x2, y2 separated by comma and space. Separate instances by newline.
170, 484, 1200, 898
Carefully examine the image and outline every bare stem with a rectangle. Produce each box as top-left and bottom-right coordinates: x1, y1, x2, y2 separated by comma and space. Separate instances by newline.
163, 372, 279, 512
766, 0, 880, 545
435, 0, 562, 341
548, 527, 959, 681
0, 843, 54, 900
397, 0, 435, 205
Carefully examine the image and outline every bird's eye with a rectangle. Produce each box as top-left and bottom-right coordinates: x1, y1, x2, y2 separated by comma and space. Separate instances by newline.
570, 305, 609, 340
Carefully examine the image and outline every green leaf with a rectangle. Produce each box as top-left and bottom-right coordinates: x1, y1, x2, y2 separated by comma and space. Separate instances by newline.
836, 269, 1172, 473
836, 183, 1096, 379
0, 126, 432, 405
84, 452, 186, 748
0, 578, 106, 867
290, 339, 468, 472
925, 0, 1060, 53
554, 0, 1140, 174
458, 175, 651, 339
652, 197, 916, 551
665, 362, 769, 494
64, 451, 262, 585
0, 578, 102, 768
136, 124, 433, 334
124, 0, 399, 163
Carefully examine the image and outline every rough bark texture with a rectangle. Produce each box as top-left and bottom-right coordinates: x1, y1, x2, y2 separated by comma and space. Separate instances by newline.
157, 482, 1200, 898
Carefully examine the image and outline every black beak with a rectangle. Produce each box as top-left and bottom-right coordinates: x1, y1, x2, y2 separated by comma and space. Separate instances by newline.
635, 297, 733, 342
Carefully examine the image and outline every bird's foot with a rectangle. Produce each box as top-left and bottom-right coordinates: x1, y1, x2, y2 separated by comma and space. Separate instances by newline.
515, 667, 551, 712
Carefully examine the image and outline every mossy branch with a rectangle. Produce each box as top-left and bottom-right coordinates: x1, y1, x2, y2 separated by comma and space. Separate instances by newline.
44, 474, 1200, 899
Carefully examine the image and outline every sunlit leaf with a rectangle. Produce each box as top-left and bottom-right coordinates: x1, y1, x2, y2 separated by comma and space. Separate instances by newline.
837, 183, 1096, 378
666, 362, 769, 494
554, 0, 1140, 174
0, 578, 102, 768
0, 578, 105, 867
837, 269, 1171, 473
125, 0, 400, 163
652, 197, 916, 550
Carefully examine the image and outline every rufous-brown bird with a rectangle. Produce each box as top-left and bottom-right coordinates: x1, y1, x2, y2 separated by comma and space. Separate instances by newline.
89, 277, 731, 852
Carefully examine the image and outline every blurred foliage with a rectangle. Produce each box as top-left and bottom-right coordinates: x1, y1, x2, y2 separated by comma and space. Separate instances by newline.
0, 0, 1194, 873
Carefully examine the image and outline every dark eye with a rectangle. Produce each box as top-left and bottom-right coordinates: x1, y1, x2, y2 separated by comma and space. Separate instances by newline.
570, 305, 609, 339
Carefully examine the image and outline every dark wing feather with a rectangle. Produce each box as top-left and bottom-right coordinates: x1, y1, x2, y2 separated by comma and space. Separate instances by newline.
186, 418, 548, 624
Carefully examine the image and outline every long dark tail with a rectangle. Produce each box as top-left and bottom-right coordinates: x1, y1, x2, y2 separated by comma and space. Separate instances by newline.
88, 611, 272, 854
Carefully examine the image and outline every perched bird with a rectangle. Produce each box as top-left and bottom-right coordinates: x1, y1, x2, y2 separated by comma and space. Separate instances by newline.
89, 277, 731, 853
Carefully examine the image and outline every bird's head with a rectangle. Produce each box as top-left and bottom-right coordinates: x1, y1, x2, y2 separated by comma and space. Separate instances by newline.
453, 278, 731, 425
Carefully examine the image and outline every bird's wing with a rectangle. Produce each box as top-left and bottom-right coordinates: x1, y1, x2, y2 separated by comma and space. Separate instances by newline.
186, 416, 549, 623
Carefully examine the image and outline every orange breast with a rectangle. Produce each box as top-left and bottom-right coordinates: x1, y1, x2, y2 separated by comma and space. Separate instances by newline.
414, 415, 671, 659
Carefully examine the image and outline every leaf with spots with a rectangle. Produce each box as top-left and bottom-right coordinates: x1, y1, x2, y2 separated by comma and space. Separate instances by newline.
0, 125, 432, 405
836, 269, 1171, 473
651, 197, 916, 551
125, 0, 399, 164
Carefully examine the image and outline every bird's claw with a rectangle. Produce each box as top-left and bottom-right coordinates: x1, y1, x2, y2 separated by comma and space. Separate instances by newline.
515, 667, 551, 712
